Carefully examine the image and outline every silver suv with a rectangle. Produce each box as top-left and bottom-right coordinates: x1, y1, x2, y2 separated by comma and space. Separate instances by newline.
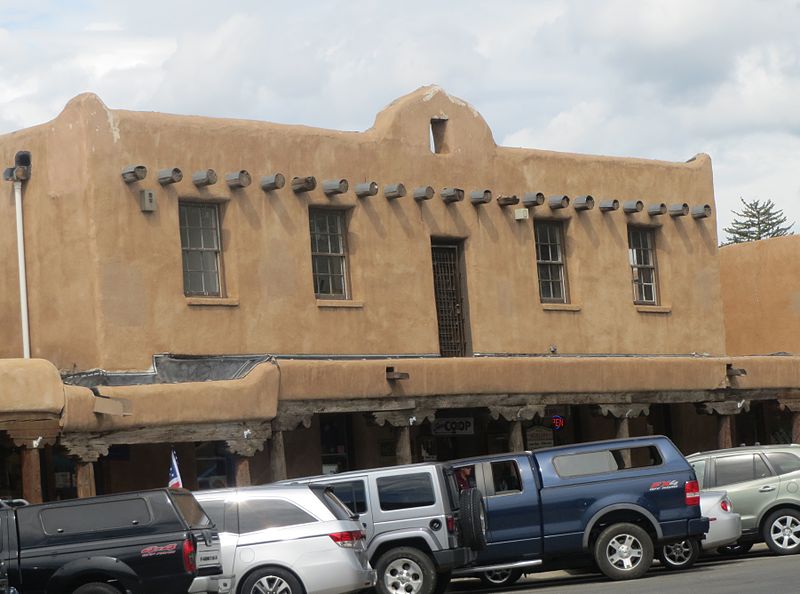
286, 462, 486, 594
687, 444, 800, 555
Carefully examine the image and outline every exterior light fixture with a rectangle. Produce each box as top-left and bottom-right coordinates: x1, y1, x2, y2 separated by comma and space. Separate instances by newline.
355, 181, 379, 198
226, 170, 251, 189
692, 204, 712, 219
413, 186, 435, 201
384, 183, 406, 200
599, 199, 619, 212
522, 192, 545, 207
548, 195, 569, 210
470, 190, 492, 205
192, 169, 217, 187
260, 173, 285, 191
322, 179, 348, 196
573, 195, 595, 211
121, 165, 147, 184
157, 168, 183, 185
623, 200, 644, 214
441, 187, 464, 204
669, 203, 689, 217
292, 176, 317, 193
497, 195, 519, 207
648, 203, 667, 216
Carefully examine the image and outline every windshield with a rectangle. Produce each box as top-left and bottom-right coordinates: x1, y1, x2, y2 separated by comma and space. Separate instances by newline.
169, 490, 213, 529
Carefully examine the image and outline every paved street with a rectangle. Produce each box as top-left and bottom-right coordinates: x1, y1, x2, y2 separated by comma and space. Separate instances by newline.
450, 546, 792, 594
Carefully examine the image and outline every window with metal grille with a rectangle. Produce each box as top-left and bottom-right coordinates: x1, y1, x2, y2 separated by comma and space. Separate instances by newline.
534, 220, 568, 303
180, 202, 222, 297
628, 226, 659, 304
309, 208, 349, 298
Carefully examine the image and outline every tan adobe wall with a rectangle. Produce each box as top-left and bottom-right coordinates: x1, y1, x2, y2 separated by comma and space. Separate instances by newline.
721, 236, 800, 355
0, 87, 724, 371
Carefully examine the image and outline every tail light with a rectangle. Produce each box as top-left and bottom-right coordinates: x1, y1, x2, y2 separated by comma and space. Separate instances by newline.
684, 480, 700, 506
720, 498, 732, 512
182, 538, 197, 573
329, 530, 365, 548
446, 515, 456, 534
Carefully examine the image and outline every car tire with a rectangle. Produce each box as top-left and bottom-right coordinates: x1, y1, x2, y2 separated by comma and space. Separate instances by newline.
72, 584, 121, 594
239, 566, 303, 594
432, 570, 451, 594
717, 542, 753, 556
459, 488, 488, 550
658, 539, 700, 570
593, 522, 653, 581
375, 546, 437, 594
763, 508, 800, 555
479, 568, 523, 587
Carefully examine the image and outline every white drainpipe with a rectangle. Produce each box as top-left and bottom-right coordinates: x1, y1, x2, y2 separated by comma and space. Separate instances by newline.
14, 180, 31, 358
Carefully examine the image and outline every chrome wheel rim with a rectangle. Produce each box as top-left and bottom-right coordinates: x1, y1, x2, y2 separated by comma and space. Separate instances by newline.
250, 575, 293, 594
606, 533, 644, 571
663, 540, 692, 566
483, 569, 512, 584
384, 557, 424, 594
770, 515, 800, 549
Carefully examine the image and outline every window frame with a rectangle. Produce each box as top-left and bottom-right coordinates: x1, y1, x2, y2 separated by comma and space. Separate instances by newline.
179, 201, 224, 297
309, 208, 351, 300
627, 225, 659, 305
534, 219, 569, 304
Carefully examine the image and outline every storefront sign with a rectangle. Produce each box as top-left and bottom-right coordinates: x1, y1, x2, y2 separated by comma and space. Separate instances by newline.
526, 425, 554, 450
432, 417, 474, 435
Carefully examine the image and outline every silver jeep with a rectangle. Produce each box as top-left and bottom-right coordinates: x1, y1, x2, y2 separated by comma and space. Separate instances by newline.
285, 462, 486, 594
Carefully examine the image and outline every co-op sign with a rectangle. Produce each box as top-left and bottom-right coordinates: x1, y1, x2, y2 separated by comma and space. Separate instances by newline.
431, 417, 474, 435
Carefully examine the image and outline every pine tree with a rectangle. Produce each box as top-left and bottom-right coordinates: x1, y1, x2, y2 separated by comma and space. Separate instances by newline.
723, 198, 794, 244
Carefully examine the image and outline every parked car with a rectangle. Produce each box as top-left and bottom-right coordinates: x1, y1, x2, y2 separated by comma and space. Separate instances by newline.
447, 436, 709, 587
687, 443, 800, 555
191, 484, 376, 594
657, 490, 741, 569
284, 462, 486, 594
0, 488, 224, 594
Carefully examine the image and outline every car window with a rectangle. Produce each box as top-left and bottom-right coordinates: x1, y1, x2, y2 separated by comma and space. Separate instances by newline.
690, 460, 707, 489
553, 446, 662, 478
329, 480, 368, 514
377, 473, 435, 511
765, 452, 800, 475
199, 499, 226, 531
170, 490, 213, 529
237, 498, 317, 533
754, 454, 772, 479
490, 461, 522, 494
715, 454, 758, 487
40, 498, 151, 535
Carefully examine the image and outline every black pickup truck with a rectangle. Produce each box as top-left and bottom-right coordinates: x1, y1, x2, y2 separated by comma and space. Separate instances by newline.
0, 488, 224, 594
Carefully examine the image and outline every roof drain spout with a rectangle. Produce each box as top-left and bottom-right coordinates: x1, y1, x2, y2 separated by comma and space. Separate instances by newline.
4, 151, 32, 358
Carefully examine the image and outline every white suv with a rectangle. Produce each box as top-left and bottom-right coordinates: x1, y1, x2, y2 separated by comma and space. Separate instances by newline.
189, 484, 376, 594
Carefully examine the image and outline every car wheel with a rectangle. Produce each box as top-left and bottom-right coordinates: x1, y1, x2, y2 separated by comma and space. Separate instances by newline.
239, 566, 302, 594
375, 546, 437, 594
593, 523, 653, 581
717, 542, 753, 556
72, 584, 121, 594
459, 488, 488, 550
432, 570, 451, 594
479, 568, 522, 587
764, 508, 800, 555
658, 539, 700, 570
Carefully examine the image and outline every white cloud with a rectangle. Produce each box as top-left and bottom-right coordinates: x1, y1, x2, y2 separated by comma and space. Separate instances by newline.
0, 0, 797, 233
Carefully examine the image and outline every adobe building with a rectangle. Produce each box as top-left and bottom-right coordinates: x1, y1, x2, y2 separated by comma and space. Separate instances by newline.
1, 86, 799, 502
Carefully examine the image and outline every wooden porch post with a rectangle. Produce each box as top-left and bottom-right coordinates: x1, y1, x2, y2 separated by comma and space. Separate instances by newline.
21, 446, 43, 503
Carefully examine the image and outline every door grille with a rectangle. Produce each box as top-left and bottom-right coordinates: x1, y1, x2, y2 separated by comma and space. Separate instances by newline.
431, 245, 466, 357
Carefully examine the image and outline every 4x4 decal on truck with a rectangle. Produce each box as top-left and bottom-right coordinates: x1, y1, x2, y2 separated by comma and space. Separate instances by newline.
649, 480, 680, 491
141, 543, 178, 557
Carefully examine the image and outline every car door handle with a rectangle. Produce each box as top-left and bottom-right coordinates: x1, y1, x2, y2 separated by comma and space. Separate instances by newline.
759, 485, 776, 493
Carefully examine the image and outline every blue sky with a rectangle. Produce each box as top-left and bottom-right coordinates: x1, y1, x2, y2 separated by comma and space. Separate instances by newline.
1, 0, 798, 236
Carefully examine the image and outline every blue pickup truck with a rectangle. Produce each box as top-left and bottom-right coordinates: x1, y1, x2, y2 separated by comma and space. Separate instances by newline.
449, 436, 708, 587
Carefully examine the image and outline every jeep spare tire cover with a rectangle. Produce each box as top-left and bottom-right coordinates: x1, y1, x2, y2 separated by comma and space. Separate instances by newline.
459, 488, 487, 550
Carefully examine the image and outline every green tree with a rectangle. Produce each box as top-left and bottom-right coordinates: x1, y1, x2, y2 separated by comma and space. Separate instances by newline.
723, 198, 794, 244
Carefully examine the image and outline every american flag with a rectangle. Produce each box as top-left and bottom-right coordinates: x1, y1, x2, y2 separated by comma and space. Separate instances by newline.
168, 448, 183, 489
